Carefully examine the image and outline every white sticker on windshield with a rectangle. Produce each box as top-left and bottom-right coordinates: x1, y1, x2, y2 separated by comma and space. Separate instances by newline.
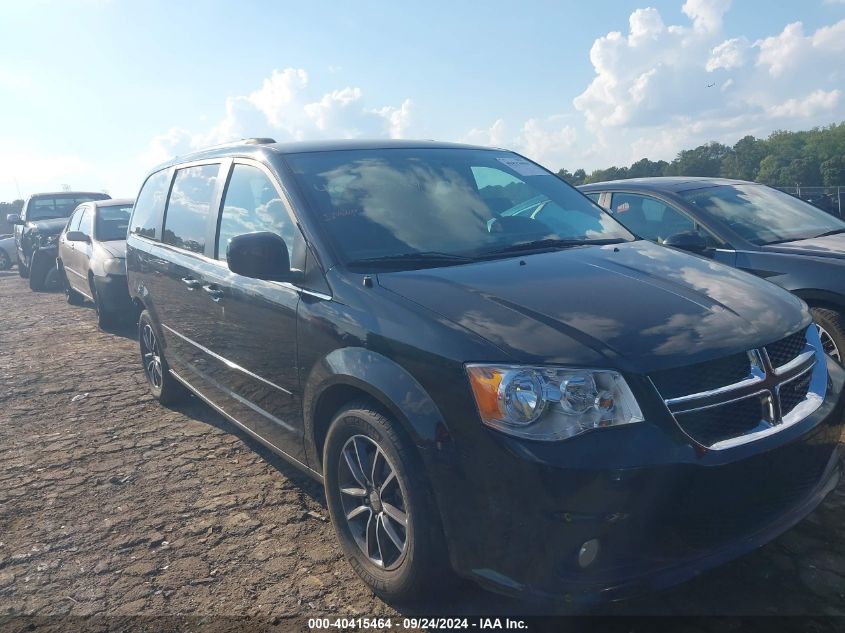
495, 156, 549, 177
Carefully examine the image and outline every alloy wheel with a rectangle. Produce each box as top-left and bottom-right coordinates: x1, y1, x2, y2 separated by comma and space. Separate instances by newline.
817, 323, 841, 363
141, 323, 164, 389
337, 434, 408, 569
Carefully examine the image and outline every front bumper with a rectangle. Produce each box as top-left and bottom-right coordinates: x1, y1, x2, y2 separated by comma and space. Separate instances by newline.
428, 357, 845, 604
92, 274, 132, 312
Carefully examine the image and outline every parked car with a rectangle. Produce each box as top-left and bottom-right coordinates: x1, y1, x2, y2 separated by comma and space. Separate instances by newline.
580, 178, 845, 363
127, 140, 842, 605
7, 191, 111, 290
0, 234, 15, 270
57, 198, 134, 327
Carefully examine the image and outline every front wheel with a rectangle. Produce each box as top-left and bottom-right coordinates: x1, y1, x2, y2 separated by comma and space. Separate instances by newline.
811, 307, 844, 365
60, 263, 84, 305
0, 249, 11, 271
28, 250, 54, 291
323, 402, 453, 603
17, 255, 29, 278
138, 310, 188, 405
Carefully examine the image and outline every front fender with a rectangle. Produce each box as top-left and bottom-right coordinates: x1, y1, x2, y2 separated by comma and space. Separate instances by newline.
302, 347, 448, 470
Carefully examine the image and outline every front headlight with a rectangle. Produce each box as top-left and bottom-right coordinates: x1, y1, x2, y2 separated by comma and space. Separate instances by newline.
103, 257, 125, 275
466, 364, 644, 441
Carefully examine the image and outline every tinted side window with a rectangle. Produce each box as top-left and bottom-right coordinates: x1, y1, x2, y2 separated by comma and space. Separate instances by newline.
609, 193, 695, 243
216, 163, 304, 265
130, 169, 171, 240
163, 164, 219, 254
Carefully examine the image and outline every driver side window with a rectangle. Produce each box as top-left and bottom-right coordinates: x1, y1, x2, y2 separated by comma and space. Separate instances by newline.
609, 193, 719, 245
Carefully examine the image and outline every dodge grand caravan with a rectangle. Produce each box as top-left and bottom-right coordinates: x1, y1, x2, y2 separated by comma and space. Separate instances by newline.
126, 139, 843, 604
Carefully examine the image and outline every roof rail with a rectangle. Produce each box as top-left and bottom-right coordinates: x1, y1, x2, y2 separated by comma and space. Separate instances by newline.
194, 137, 277, 152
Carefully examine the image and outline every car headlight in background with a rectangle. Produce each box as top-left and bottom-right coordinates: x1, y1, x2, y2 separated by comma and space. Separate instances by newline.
103, 257, 125, 275
466, 364, 644, 441
38, 234, 59, 247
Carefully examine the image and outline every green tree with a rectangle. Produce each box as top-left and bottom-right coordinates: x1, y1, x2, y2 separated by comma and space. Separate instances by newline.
820, 156, 845, 187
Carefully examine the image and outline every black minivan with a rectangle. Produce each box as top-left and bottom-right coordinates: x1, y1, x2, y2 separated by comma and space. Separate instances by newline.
126, 139, 843, 604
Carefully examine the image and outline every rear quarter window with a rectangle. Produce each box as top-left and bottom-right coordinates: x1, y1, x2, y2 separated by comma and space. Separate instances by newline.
129, 169, 172, 240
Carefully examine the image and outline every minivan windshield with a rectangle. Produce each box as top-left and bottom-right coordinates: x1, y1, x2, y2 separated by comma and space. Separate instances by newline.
679, 184, 845, 246
95, 204, 133, 241
286, 148, 633, 269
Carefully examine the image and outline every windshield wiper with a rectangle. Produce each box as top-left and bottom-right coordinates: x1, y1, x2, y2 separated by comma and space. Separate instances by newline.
479, 237, 626, 257
813, 229, 845, 239
347, 251, 477, 269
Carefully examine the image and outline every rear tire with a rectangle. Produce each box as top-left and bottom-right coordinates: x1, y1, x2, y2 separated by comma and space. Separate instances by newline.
28, 250, 54, 291
810, 307, 845, 365
138, 310, 188, 406
323, 401, 453, 603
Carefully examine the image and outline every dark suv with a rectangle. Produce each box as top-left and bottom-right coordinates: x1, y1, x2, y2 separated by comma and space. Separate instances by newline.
7, 191, 111, 290
126, 140, 843, 605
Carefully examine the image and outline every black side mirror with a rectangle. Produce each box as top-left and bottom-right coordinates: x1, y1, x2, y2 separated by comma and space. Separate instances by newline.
6, 213, 22, 225
663, 231, 709, 255
227, 231, 292, 281
65, 231, 90, 243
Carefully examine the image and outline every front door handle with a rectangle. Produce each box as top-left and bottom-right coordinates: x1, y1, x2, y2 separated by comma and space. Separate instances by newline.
203, 284, 224, 301
181, 276, 201, 289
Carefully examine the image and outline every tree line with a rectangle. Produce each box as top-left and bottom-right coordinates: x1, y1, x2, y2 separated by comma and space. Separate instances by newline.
0, 199, 23, 235
557, 122, 845, 187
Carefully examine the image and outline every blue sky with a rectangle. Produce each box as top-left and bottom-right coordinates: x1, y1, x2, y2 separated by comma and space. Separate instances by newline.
1, 0, 844, 201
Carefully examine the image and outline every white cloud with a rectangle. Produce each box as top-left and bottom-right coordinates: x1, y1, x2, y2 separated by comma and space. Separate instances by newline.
462, 117, 576, 167
371, 99, 414, 139
706, 37, 749, 71
767, 89, 841, 118
560, 3, 845, 170
756, 19, 845, 77
143, 67, 414, 167
682, 0, 731, 33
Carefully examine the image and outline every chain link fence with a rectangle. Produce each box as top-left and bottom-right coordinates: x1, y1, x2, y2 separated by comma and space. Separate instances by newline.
775, 186, 843, 218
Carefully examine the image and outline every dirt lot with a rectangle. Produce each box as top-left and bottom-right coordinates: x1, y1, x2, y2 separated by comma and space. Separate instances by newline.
1, 270, 844, 628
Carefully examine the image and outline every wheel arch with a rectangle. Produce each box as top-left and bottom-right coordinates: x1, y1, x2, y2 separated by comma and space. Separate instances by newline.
792, 288, 845, 313
303, 348, 448, 473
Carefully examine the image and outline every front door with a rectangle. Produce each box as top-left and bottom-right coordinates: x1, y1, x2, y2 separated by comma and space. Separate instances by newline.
199, 160, 307, 463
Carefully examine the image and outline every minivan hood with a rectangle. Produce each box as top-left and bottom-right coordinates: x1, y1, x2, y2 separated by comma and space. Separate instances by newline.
762, 233, 845, 260
377, 241, 809, 374
27, 218, 68, 235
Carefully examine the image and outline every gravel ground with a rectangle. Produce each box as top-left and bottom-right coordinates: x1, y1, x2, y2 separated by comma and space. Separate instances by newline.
1, 270, 844, 630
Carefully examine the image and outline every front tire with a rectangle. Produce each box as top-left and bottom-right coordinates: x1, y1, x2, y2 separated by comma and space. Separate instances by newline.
811, 307, 845, 365
60, 263, 84, 305
138, 310, 187, 405
0, 249, 11, 270
28, 250, 54, 291
323, 402, 452, 603
17, 255, 29, 278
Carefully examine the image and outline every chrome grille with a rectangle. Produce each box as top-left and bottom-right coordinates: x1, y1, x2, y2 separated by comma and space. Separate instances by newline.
674, 395, 766, 447
766, 329, 807, 369
651, 327, 826, 450
650, 352, 750, 400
